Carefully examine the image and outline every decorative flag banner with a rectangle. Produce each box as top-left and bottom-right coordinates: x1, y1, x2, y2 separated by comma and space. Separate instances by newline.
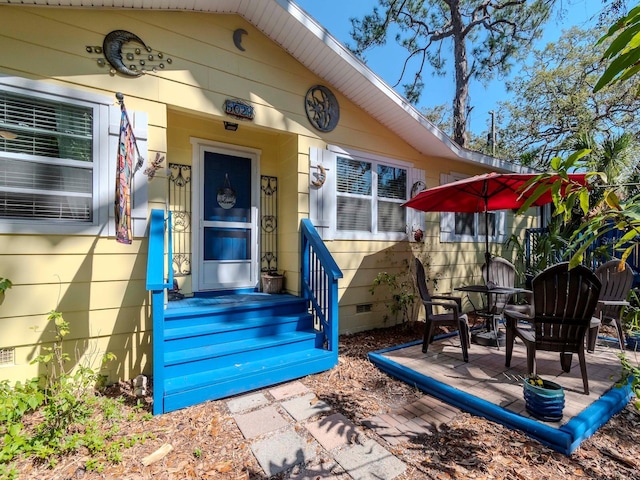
115, 102, 142, 244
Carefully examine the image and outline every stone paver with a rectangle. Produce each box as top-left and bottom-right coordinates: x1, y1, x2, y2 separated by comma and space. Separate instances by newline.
270, 381, 312, 400
306, 413, 358, 451
281, 392, 333, 421
360, 417, 404, 446
333, 438, 406, 480
233, 405, 289, 439
229, 386, 408, 479
226, 392, 269, 413
251, 428, 318, 477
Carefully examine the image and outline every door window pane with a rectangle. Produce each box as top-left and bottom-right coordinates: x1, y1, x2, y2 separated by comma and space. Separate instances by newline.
203, 152, 251, 222
203, 227, 251, 261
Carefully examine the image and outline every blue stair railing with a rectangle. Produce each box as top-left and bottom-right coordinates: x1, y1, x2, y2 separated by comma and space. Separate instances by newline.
147, 209, 173, 415
300, 219, 343, 353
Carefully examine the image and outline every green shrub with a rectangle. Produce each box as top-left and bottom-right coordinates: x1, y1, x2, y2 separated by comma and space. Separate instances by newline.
0, 311, 152, 474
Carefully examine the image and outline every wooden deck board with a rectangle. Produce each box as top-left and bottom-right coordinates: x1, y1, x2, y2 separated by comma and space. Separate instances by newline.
369, 331, 632, 455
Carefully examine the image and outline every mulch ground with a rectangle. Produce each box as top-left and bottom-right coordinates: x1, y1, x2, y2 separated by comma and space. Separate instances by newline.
10, 321, 640, 479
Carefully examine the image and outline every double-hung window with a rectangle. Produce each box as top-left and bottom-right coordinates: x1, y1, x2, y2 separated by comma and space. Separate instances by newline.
440, 173, 506, 245
336, 156, 407, 234
0, 90, 95, 223
0, 77, 147, 236
454, 211, 497, 237
309, 146, 424, 241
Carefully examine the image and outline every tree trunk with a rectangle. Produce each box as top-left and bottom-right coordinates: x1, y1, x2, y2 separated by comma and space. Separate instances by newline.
449, 0, 469, 148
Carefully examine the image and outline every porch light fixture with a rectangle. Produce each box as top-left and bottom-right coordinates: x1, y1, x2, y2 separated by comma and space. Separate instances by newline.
224, 121, 239, 131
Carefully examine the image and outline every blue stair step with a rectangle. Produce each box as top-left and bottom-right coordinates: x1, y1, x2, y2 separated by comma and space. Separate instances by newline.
164, 330, 318, 375
162, 348, 336, 413
154, 293, 336, 414
164, 294, 308, 321
164, 313, 313, 343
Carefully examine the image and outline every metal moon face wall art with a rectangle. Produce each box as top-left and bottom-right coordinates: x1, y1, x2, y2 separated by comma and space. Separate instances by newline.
304, 85, 340, 132
311, 164, 326, 187
88, 30, 173, 77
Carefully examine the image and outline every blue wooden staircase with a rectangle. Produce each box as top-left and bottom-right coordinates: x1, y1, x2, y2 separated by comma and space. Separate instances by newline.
147, 210, 342, 414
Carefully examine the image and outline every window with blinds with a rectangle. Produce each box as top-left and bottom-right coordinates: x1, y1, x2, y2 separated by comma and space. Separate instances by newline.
455, 211, 496, 236
440, 172, 505, 246
336, 155, 407, 234
0, 91, 94, 222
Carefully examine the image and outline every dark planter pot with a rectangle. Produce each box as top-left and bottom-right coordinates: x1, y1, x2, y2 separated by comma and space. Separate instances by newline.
626, 332, 640, 351
523, 379, 565, 422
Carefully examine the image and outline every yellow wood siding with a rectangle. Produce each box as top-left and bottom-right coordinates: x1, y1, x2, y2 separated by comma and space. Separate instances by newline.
0, 6, 533, 383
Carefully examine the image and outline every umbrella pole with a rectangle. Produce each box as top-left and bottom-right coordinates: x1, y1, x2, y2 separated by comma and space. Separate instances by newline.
484, 208, 491, 284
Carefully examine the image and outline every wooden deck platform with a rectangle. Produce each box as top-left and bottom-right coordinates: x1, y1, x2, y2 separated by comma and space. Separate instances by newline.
369, 329, 634, 455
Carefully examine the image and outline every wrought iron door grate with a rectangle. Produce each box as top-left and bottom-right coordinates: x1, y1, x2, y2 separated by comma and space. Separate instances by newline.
261, 175, 278, 273
168, 163, 192, 277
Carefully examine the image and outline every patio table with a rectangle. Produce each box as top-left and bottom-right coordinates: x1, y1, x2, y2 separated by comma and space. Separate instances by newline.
455, 285, 532, 347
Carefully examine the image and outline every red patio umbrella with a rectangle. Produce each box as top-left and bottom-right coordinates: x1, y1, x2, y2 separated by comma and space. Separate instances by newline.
402, 172, 588, 267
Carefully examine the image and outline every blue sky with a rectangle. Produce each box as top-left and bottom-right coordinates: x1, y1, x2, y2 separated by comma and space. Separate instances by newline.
295, 0, 605, 136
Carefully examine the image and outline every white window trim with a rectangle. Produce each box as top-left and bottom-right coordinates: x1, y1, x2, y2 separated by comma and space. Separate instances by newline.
0, 76, 147, 237
327, 145, 412, 241
440, 171, 506, 245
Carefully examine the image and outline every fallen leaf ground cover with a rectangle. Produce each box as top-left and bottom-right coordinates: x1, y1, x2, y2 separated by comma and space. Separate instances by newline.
6, 321, 640, 479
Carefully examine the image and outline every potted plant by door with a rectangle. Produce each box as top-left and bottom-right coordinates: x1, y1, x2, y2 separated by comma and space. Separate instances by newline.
261, 270, 284, 294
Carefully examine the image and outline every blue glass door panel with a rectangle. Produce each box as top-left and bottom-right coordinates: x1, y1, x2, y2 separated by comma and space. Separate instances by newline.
204, 227, 251, 261
204, 152, 252, 222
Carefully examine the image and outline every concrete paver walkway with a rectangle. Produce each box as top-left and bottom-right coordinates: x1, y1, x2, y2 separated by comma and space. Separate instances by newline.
227, 381, 415, 479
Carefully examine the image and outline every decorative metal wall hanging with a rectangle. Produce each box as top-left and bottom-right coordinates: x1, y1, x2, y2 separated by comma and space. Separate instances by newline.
304, 85, 340, 132
216, 174, 237, 209
233, 28, 248, 51
311, 164, 326, 187
87, 30, 173, 77
411, 180, 427, 198
168, 163, 192, 277
224, 99, 255, 121
260, 175, 278, 273
144, 152, 165, 179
